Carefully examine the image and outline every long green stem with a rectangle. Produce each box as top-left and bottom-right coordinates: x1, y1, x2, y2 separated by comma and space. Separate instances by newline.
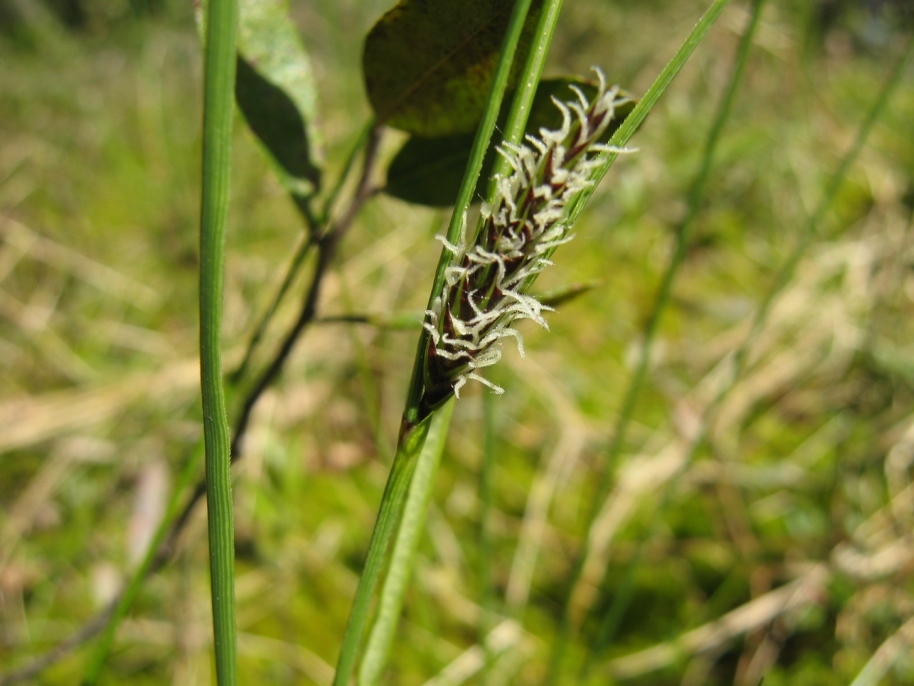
332, 417, 432, 686
485, 0, 564, 201
357, 400, 455, 686
199, 0, 239, 683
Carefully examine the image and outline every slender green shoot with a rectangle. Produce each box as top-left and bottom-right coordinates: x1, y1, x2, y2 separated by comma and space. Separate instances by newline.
478, 390, 498, 685
198, 0, 239, 683
331, 416, 432, 686
357, 400, 455, 686
579, 1, 767, 673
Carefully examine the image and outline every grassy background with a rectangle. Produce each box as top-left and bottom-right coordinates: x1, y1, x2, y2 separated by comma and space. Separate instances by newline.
1, 0, 913, 684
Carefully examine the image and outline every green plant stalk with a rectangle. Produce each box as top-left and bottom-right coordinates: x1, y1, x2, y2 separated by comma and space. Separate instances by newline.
332, 416, 432, 686
199, 0, 239, 683
402, 0, 535, 428
484, 0, 564, 202
568, 0, 731, 227
357, 400, 455, 686
542, 0, 734, 681
478, 389, 498, 685
579, 20, 913, 685
335, 2, 543, 680
80, 445, 207, 685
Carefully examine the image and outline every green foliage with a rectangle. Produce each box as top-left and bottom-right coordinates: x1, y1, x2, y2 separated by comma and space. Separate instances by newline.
2, 1, 914, 686
235, 0, 322, 197
362, 0, 542, 136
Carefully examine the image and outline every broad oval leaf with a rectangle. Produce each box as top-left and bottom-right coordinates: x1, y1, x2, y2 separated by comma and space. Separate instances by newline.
236, 0, 323, 196
363, 0, 542, 137
384, 78, 637, 207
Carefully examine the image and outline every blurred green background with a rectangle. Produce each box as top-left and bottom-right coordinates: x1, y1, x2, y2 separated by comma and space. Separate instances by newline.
1, 0, 913, 684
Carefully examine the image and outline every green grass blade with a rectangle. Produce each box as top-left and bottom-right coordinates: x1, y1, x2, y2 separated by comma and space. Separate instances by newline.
199, 0, 239, 683
332, 416, 433, 686
357, 400, 455, 686
568, 0, 732, 226
478, 390, 498, 685
580, 2, 767, 672
731, 33, 914, 370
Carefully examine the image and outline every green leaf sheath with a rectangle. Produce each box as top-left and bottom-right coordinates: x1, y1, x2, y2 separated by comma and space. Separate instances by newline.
332, 417, 432, 686
200, 0, 239, 684
358, 401, 455, 686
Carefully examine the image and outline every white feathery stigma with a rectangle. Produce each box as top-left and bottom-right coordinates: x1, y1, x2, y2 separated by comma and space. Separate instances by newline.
423, 68, 633, 403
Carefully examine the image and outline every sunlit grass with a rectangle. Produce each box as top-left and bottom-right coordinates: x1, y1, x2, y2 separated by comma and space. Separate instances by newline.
1, 1, 913, 684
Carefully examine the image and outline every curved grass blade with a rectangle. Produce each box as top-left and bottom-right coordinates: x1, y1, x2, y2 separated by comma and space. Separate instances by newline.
357, 400, 455, 686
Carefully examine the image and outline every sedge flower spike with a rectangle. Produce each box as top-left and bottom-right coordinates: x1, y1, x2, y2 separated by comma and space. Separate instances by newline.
420, 69, 632, 413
